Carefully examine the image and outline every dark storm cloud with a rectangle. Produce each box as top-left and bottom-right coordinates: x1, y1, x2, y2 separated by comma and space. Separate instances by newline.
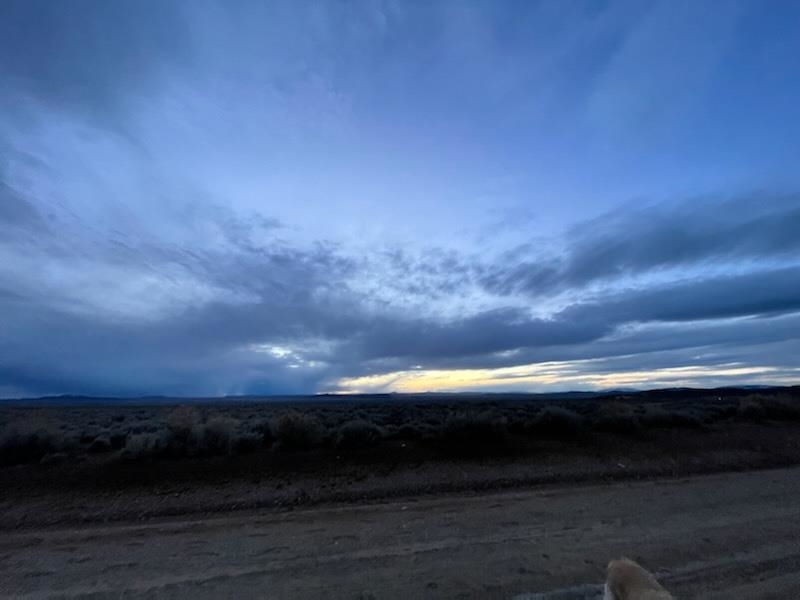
338, 313, 800, 384
434, 315, 800, 371
561, 266, 800, 325
1, 177, 799, 396
0, 137, 800, 395
482, 194, 800, 297
395, 303, 800, 374
0, 193, 364, 396
344, 266, 800, 368
0, 0, 190, 115
351, 307, 607, 362
0, 273, 350, 398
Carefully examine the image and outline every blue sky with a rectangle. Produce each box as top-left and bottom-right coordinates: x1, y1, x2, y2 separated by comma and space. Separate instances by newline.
1, 0, 799, 397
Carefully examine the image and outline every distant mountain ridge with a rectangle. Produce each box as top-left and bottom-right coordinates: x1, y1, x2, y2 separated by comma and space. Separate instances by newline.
1, 385, 797, 407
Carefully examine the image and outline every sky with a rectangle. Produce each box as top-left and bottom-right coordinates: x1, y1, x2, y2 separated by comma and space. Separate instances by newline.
1, 0, 799, 398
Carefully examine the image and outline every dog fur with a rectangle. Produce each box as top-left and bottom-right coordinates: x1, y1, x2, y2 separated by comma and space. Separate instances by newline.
603, 558, 674, 600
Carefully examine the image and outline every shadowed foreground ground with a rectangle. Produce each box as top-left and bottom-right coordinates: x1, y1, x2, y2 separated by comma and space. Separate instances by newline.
2, 467, 800, 599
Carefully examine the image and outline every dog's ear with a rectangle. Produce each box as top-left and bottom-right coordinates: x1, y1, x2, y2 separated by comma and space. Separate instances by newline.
605, 558, 673, 600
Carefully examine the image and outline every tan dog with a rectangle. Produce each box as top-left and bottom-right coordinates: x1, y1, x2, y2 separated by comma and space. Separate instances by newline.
604, 558, 674, 600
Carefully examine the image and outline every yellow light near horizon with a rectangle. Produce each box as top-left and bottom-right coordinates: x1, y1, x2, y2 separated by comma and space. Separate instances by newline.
332, 361, 787, 394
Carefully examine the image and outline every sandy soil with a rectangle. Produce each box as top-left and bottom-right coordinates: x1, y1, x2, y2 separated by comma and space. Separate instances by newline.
2, 466, 800, 599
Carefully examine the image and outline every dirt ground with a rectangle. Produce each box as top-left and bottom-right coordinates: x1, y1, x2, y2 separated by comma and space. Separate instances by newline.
4, 420, 800, 530
2, 466, 800, 599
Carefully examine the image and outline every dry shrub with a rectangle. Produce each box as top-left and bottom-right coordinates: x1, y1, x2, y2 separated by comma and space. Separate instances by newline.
232, 431, 262, 454
109, 431, 128, 449
122, 409, 263, 460
0, 426, 59, 465
532, 406, 584, 436
393, 423, 424, 440
737, 394, 800, 422
165, 405, 201, 443
273, 411, 323, 451
593, 401, 642, 434
640, 405, 704, 429
87, 435, 112, 453
199, 415, 241, 455
441, 410, 508, 454
251, 420, 274, 447
704, 404, 737, 423
336, 419, 382, 450
39, 452, 68, 466
121, 431, 170, 460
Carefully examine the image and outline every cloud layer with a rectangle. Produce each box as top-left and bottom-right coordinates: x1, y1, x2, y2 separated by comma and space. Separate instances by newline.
2, 182, 798, 396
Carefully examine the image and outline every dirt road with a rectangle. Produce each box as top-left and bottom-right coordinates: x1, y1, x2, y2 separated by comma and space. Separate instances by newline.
2, 467, 800, 599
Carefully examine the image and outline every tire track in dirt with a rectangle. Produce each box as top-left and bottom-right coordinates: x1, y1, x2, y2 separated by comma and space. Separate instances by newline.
2, 467, 800, 599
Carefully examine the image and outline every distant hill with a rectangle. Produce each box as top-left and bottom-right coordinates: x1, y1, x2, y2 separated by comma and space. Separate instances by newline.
1, 385, 798, 407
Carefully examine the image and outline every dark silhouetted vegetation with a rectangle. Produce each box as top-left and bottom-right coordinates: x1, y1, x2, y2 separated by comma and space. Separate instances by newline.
0, 427, 59, 465
1, 389, 799, 467
439, 410, 509, 455
532, 406, 584, 435
592, 402, 642, 434
736, 394, 800, 422
336, 419, 383, 450
273, 411, 323, 451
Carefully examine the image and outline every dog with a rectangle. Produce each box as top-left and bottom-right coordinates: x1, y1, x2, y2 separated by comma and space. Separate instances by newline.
604, 558, 674, 600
